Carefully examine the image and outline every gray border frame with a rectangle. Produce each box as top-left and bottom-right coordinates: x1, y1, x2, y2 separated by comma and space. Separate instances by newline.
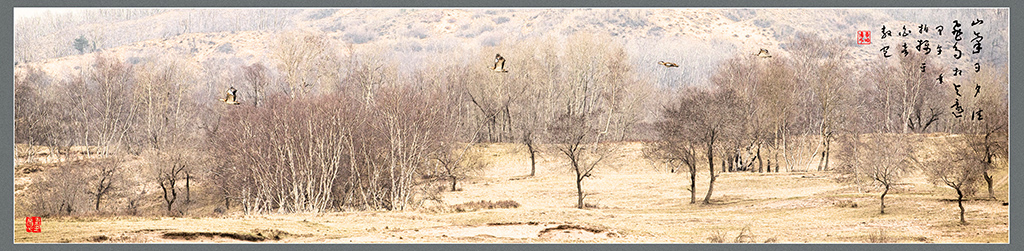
3, 1, 1019, 251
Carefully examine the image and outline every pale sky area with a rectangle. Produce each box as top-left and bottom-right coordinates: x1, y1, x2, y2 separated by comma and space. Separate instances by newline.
14, 8, 80, 20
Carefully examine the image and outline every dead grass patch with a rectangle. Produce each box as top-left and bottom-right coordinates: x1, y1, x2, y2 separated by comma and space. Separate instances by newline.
707, 230, 727, 243
88, 235, 109, 242
704, 226, 769, 243
866, 229, 891, 243
538, 224, 606, 234
834, 199, 859, 208
162, 231, 267, 242
452, 200, 520, 212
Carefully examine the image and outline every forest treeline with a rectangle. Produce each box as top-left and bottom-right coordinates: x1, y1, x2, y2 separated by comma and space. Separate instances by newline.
14, 31, 1007, 220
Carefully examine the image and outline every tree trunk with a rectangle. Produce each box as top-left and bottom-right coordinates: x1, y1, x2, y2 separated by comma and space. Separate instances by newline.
818, 132, 831, 171
957, 189, 966, 224
775, 152, 780, 173
818, 149, 826, 171
703, 143, 715, 204
983, 132, 995, 199
880, 185, 889, 214
984, 171, 995, 199
781, 126, 791, 172
689, 164, 697, 204
185, 172, 191, 205
93, 193, 101, 212
161, 180, 176, 213
576, 178, 585, 209
757, 144, 763, 173
450, 175, 458, 191
823, 139, 831, 171
528, 143, 537, 176
728, 153, 735, 172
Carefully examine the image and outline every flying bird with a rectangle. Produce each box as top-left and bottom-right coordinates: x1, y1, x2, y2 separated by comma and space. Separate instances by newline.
220, 86, 240, 105
491, 54, 508, 73
755, 48, 772, 58
658, 61, 679, 68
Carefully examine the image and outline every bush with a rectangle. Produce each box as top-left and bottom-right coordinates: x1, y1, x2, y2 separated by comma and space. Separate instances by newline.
344, 27, 376, 44
74, 35, 90, 54
477, 32, 503, 47
707, 230, 727, 243
404, 24, 430, 39
452, 200, 520, 212
216, 43, 234, 53
493, 16, 510, 24
306, 9, 336, 20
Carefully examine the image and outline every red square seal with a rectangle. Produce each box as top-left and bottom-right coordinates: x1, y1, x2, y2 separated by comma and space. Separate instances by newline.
857, 30, 871, 45
26, 216, 41, 233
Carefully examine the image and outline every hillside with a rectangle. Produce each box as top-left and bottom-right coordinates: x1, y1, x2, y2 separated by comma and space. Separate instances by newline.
15, 8, 1009, 93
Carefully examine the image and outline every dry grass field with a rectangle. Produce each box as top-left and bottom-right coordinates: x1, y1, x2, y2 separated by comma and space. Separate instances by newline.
12, 135, 1009, 243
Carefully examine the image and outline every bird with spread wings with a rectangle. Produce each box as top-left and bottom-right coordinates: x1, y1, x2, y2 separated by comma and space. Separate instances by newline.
491, 54, 508, 73
219, 86, 240, 105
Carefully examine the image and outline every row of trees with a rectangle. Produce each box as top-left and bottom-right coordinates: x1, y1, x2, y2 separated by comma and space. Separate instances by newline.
15, 30, 1007, 219
15, 31, 648, 214
645, 33, 1006, 224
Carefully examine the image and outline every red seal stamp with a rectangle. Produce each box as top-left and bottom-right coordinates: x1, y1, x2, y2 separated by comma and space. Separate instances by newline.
26, 216, 41, 233
857, 30, 871, 45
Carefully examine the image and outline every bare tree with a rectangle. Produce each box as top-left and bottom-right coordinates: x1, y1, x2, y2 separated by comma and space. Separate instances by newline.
338, 43, 398, 105
433, 145, 486, 192
85, 158, 121, 212
14, 65, 57, 161
130, 56, 205, 215
88, 53, 140, 155
373, 87, 451, 210
550, 111, 606, 209
463, 50, 522, 143
665, 88, 742, 204
415, 65, 480, 191
960, 63, 1008, 199
651, 109, 701, 204
790, 33, 852, 171
926, 136, 985, 224
134, 56, 199, 151
838, 135, 916, 214
867, 51, 946, 134
274, 31, 339, 97
241, 62, 270, 107
508, 36, 564, 176
713, 53, 796, 173
156, 158, 186, 215
547, 33, 639, 209
758, 56, 798, 172
27, 160, 87, 216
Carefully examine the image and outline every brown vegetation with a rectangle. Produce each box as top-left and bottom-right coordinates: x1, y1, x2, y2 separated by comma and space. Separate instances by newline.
12, 8, 1008, 243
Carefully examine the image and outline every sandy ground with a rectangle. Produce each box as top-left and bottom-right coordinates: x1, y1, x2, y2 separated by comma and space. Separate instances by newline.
12, 141, 1009, 243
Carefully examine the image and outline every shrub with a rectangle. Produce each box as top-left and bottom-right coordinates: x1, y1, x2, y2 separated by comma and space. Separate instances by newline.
493, 16, 510, 24
707, 230, 727, 243
74, 35, 90, 54
867, 229, 891, 243
306, 9, 336, 20
452, 200, 520, 212
344, 28, 376, 44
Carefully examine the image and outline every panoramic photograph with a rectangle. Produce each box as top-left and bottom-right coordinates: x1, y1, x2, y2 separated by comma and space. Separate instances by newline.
12, 8, 1008, 243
